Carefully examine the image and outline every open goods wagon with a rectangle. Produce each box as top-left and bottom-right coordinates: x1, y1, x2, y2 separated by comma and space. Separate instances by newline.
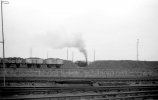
0, 57, 63, 68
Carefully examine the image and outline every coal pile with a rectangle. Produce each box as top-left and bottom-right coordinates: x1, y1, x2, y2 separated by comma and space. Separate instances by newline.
87, 60, 158, 71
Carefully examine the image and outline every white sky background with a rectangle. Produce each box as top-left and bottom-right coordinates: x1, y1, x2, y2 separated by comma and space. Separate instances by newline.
0, 0, 158, 61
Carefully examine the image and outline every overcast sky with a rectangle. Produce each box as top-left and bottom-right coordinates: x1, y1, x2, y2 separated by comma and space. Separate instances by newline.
0, 0, 158, 61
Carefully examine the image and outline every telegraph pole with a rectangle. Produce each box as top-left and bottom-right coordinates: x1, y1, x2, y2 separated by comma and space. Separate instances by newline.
47, 51, 48, 59
1, 0, 9, 87
94, 49, 95, 61
30, 48, 32, 58
67, 48, 68, 60
137, 39, 139, 61
72, 51, 73, 62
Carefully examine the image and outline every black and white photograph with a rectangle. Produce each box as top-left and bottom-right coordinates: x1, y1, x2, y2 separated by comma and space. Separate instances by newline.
0, 0, 158, 100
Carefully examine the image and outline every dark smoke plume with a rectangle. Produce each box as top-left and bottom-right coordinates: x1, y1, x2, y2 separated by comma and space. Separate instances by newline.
58, 34, 87, 61
33, 32, 87, 60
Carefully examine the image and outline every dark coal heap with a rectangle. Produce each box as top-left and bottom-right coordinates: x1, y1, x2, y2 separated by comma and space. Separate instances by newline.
87, 60, 158, 71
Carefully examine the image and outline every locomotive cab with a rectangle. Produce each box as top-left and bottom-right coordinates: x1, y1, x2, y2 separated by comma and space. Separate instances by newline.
75, 61, 88, 67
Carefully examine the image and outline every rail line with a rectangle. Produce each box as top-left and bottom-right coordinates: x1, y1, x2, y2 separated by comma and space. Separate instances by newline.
1, 77, 158, 100
1, 85, 158, 92
1, 85, 158, 100
1, 89, 158, 100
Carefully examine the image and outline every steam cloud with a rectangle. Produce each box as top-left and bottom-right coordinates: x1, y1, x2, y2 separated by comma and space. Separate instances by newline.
35, 32, 87, 60
58, 34, 87, 61
62, 34, 87, 61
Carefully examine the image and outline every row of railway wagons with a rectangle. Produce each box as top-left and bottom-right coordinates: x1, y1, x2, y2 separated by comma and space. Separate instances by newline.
0, 57, 64, 68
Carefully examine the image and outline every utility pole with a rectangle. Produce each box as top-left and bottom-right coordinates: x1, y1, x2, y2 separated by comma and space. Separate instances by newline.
72, 51, 73, 62
67, 48, 68, 60
137, 39, 139, 61
94, 49, 95, 61
47, 51, 48, 59
30, 48, 32, 58
0, 0, 9, 87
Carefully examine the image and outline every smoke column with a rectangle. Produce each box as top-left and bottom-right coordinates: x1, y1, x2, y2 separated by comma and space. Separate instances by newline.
33, 32, 87, 61
59, 34, 87, 61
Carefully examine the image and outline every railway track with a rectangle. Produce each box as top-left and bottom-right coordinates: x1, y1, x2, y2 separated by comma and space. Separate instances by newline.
1, 89, 158, 100
1, 85, 158, 100
1, 77, 158, 100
